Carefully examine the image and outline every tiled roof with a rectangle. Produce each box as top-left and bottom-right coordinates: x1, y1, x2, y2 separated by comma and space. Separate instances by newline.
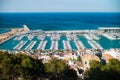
81, 54, 100, 61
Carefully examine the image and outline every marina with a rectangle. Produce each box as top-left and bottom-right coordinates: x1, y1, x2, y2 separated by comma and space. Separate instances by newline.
0, 11, 120, 80
0, 27, 120, 51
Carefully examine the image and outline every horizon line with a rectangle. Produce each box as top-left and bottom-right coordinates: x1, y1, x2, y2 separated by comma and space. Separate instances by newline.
0, 11, 120, 13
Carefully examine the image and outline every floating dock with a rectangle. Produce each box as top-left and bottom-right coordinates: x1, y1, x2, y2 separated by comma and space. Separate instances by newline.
50, 40, 58, 51
27, 35, 34, 40
24, 41, 37, 51
37, 40, 47, 50
41, 40, 47, 50
88, 40, 103, 50
74, 40, 85, 50
63, 40, 72, 50
14, 41, 27, 50
14, 35, 24, 41
37, 41, 43, 50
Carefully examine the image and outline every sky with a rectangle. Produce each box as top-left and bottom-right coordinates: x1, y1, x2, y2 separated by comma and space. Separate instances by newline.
0, 0, 120, 12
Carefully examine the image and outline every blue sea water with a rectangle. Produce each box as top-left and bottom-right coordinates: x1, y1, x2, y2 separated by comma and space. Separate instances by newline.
0, 29, 11, 34
0, 13, 120, 50
0, 35, 120, 50
0, 13, 120, 30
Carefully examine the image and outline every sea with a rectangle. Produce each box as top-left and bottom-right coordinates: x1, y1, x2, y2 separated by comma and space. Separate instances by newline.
0, 13, 120, 30
0, 13, 120, 50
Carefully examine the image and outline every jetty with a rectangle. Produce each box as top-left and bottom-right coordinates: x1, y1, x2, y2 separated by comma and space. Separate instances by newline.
74, 40, 85, 50
88, 40, 103, 50
37, 41, 43, 50
14, 41, 27, 50
37, 40, 47, 50
41, 40, 47, 50
14, 35, 24, 41
50, 40, 58, 50
24, 41, 37, 51
63, 40, 72, 50
28, 35, 34, 40
38, 35, 46, 40
0, 25, 30, 44
51, 33, 61, 40
23, 25, 30, 31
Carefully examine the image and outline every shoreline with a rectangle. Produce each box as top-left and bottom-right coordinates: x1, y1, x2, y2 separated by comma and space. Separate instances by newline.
0, 25, 30, 44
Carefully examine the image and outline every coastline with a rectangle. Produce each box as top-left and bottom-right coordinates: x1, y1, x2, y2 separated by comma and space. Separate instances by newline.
0, 25, 30, 44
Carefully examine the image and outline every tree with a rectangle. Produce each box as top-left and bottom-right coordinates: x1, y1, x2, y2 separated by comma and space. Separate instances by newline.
0, 51, 45, 80
44, 58, 68, 79
44, 57, 79, 80
62, 69, 79, 80
84, 59, 120, 80
77, 56, 82, 62
89, 60, 102, 69
0, 51, 79, 80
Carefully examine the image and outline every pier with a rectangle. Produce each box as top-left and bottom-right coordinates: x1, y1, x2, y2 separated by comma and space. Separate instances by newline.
63, 40, 72, 50
92, 41, 103, 50
38, 35, 46, 40
14, 41, 23, 50
88, 40, 97, 49
66, 34, 78, 41
14, 35, 24, 41
66, 41, 72, 50
24, 41, 37, 51
54, 40, 58, 50
41, 40, 47, 50
50, 41, 54, 50
50, 40, 58, 51
37, 41, 43, 50
84, 34, 92, 40
14, 41, 27, 50
37, 40, 47, 50
90, 33, 100, 40
84, 34, 100, 40
0, 35, 15, 45
63, 40, 67, 50
88, 40, 103, 50
28, 35, 34, 40
51, 33, 61, 40
74, 40, 85, 50
74, 40, 80, 50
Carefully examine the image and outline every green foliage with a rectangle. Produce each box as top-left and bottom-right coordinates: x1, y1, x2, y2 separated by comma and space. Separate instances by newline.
62, 69, 79, 80
0, 51, 44, 80
77, 56, 82, 62
0, 51, 79, 80
89, 60, 102, 69
44, 58, 79, 80
45, 58, 68, 74
84, 59, 120, 80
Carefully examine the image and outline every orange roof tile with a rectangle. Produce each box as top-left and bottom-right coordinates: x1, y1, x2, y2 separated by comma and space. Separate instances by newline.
102, 53, 114, 61
81, 54, 100, 61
